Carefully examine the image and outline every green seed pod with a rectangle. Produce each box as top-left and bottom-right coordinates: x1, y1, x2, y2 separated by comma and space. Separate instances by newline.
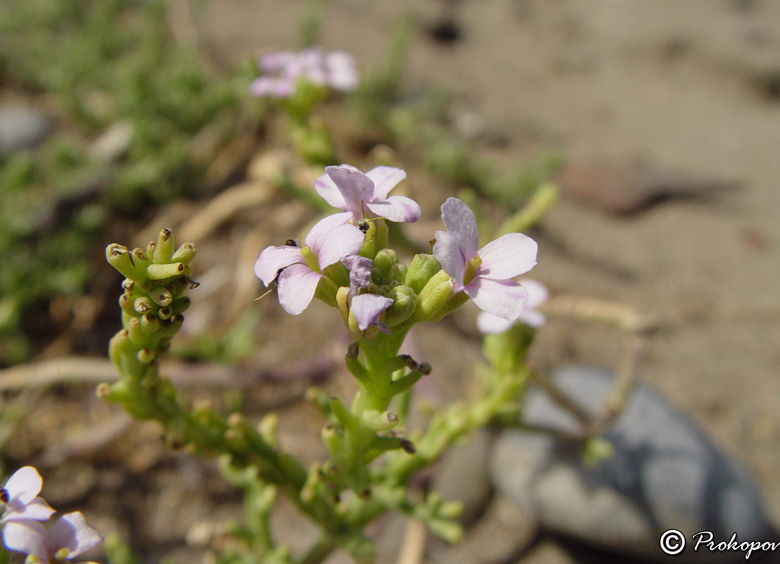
373, 249, 398, 277
141, 313, 160, 333
108, 329, 132, 367
147, 263, 185, 280
119, 294, 136, 317
146, 240, 156, 257
171, 242, 197, 265
127, 318, 146, 346
158, 306, 172, 320
133, 297, 154, 314
385, 285, 418, 327
389, 263, 407, 284
153, 228, 176, 264
149, 286, 173, 307
106, 244, 146, 281
131, 248, 151, 270
362, 410, 399, 432
405, 254, 442, 294
137, 348, 155, 364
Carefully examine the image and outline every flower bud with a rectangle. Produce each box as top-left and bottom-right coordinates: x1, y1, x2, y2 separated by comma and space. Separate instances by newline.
414, 270, 453, 322
373, 249, 398, 277
153, 228, 176, 264
171, 242, 197, 265
405, 254, 441, 294
384, 285, 418, 327
389, 263, 407, 284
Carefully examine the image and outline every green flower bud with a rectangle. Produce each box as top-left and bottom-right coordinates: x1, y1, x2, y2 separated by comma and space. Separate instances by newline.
147, 263, 185, 280
405, 254, 441, 294
153, 228, 176, 264
385, 285, 418, 327
373, 249, 398, 277
388, 263, 406, 284
171, 243, 197, 265
414, 270, 453, 322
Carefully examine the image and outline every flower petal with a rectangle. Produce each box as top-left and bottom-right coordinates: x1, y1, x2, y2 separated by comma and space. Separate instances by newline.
316, 224, 365, 270
314, 172, 347, 210
4, 467, 43, 505
441, 198, 479, 259
248, 76, 295, 98
476, 311, 515, 334
477, 233, 538, 280
254, 246, 304, 286
325, 51, 359, 91
2, 521, 49, 559
364, 166, 406, 200
351, 294, 393, 331
366, 196, 421, 223
50, 512, 103, 558
464, 278, 529, 320
258, 51, 297, 72
325, 166, 375, 217
2, 497, 55, 523
520, 309, 546, 328
518, 278, 549, 309
303, 212, 352, 254
342, 255, 374, 297
277, 264, 322, 315
433, 230, 466, 286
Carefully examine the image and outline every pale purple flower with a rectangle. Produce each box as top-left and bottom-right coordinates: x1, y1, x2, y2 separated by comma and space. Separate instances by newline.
254, 214, 364, 315
433, 198, 538, 321
476, 278, 549, 333
1, 467, 55, 524
2, 512, 102, 563
249, 47, 359, 99
315, 165, 420, 223
340, 255, 393, 331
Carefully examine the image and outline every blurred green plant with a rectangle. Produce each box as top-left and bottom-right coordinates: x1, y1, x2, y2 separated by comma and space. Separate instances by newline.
0, 0, 257, 364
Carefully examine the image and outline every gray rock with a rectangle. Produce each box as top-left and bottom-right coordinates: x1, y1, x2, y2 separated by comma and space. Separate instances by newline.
0, 106, 51, 154
490, 366, 772, 562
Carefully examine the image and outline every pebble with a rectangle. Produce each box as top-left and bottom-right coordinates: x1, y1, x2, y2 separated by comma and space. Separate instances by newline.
490, 366, 771, 562
0, 106, 51, 154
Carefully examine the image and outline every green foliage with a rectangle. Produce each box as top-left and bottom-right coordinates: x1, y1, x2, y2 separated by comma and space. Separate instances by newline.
0, 0, 254, 364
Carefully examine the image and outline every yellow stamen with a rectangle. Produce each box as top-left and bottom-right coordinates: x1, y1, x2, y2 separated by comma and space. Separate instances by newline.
464, 255, 482, 285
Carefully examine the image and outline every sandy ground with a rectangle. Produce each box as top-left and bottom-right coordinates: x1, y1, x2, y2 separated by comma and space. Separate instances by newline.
197, 0, 780, 524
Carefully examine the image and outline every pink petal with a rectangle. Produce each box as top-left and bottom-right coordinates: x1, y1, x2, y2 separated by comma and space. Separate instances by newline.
366, 196, 421, 223
520, 309, 546, 328
303, 212, 352, 254
351, 294, 393, 331
477, 233, 538, 280
476, 311, 515, 334
464, 278, 529, 320
2, 497, 55, 523
277, 264, 323, 315
4, 467, 43, 505
325, 51, 359, 91
258, 51, 297, 72
314, 172, 347, 210
364, 166, 406, 200
325, 166, 375, 217
51, 512, 103, 558
316, 224, 365, 270
2, 521, 49, 559
342, 255, 374, 297
248, 76, 295, 98
441, 198, 479, 259
518, 278, 549, 309
254, 246, 304, 286
433, 230, 466, 286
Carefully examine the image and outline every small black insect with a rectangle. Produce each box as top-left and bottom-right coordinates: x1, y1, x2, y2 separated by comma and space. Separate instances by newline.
0, 488, 9, 504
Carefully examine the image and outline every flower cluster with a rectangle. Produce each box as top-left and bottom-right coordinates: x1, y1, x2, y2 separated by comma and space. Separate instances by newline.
250, 47, 359, 99
1, 467, 102, 564
254, 164, 539, 335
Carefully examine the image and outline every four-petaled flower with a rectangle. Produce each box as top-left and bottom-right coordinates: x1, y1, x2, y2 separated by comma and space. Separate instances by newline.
249, 47, 358, 98
315, 165, 421, 224
1, 467, 55, 525
255, 214, 364, 315
434, 198, 538, 321
477, 278, 549, 334
2, 512, 102, 564
341, 255, 393, 332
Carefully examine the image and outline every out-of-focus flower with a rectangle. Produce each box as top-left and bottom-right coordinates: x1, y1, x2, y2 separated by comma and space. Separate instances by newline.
476, 278, 549, 333
0, 467, 55, 524
2, 512, 102, 563
341, 255, 393, 331
249, 47, 358, 98
315, 165, 420, 223
434, 198, 538, 321
254, 214, 364, 315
